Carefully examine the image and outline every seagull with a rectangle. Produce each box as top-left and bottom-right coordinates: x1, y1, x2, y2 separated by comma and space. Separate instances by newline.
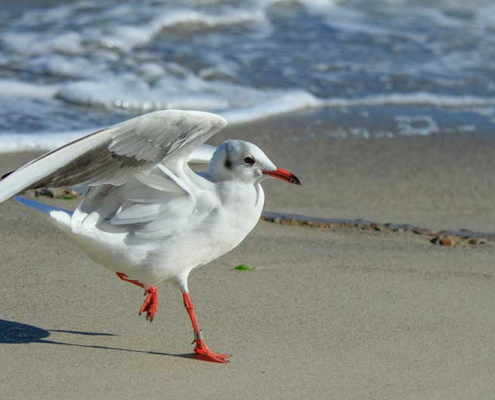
0, 110, 301, 363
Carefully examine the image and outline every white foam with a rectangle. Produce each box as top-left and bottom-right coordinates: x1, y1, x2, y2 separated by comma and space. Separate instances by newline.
56, 76, 231, 111
322, 93, 495, 108
0, 80, 59, 99
3, 90, 495, 154
395, 115, 439, 136
222, 91, 321, 124
0, 131, 91, 153
0, 90, 319, 154
302, 1, 426, 43
98, 8, 267, 51
55, 71, 316, 116
2, 31, 84, 56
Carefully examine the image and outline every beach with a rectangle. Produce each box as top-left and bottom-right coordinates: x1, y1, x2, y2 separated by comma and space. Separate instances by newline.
2, 116, 495, 399
2, 0, 495, 397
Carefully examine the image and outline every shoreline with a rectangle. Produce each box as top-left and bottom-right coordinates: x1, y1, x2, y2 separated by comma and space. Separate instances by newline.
260, 211, 492, 247
10, 185, 495, 247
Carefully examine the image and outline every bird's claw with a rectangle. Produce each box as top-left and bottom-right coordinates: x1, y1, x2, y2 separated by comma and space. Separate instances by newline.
138, 286, 158, 323
192, 339, 230, 363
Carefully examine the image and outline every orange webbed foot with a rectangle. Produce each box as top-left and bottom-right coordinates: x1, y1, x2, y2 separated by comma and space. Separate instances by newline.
193, 339, 230, 363
139, 286, 158, 322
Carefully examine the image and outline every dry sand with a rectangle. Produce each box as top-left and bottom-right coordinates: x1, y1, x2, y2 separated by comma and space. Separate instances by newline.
1, 115, 495, 399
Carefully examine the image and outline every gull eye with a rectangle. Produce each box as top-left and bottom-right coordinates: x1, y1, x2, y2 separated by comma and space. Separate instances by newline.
243, 156, 255, 165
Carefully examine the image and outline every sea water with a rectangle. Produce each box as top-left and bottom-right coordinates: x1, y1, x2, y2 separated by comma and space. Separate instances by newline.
1, 0, 495, 152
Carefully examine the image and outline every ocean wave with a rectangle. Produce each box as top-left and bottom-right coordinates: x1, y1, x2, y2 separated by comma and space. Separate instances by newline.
3, 90, 495, 154
2, 0, 495, 152
221, 91, 321, 124
4, 4, 269, 56
102, 8, 268, 51
56, 73, 319, 113
0, 90, 319, 153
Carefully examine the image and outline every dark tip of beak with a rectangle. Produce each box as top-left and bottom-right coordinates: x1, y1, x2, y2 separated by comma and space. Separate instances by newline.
263, 168, 301, 185
291, 174, 302, 186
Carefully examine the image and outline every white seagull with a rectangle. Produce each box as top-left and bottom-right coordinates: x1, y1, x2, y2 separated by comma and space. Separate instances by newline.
0, 110, 300, 363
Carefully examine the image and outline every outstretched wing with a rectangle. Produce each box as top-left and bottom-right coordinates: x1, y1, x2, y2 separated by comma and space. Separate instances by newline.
0, 110, 226, 204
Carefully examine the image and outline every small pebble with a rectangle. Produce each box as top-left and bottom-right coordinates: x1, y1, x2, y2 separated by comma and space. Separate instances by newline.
431, 236, 456, 246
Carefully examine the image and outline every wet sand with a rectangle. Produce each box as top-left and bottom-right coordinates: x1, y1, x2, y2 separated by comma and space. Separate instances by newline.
221, 110, 495, 233
1, 115, 495, 399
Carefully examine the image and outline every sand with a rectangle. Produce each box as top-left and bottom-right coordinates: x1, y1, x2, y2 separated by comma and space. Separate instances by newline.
1, 115, 495, 399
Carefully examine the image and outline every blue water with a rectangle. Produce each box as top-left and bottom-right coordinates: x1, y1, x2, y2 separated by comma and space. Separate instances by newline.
1, 0, 495, 151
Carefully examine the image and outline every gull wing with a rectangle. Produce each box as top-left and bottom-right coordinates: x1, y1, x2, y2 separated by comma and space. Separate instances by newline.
187, 144, 217, 164
0, 110, 226, 204
73, 165, 216, 242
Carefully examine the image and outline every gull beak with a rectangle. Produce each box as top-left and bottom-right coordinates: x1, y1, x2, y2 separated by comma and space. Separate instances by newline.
263, 168, 301, 185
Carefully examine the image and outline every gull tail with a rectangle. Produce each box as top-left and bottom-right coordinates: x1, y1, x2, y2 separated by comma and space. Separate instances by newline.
14, 196, 73, 234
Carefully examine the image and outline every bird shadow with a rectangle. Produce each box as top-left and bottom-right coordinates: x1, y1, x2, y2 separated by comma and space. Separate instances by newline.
0, 319, 198, 361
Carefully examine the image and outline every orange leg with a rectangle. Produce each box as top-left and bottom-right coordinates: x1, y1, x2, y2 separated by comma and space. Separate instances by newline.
183, 293, 229, 363
116, 272, 159, 322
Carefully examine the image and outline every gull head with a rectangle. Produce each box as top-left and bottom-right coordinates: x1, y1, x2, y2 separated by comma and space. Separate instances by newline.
208, 140, 301, 185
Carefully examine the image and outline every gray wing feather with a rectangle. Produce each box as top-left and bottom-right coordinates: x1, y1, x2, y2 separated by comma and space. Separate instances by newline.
0, 110, 226, 203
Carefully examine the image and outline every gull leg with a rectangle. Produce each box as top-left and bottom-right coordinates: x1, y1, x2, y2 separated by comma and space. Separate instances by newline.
116, 272, 159, 322
183, 293, 229, 363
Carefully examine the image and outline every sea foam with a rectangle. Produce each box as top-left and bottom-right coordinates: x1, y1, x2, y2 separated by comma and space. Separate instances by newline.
2, 90, 495, 154
0, 90, 320, 153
